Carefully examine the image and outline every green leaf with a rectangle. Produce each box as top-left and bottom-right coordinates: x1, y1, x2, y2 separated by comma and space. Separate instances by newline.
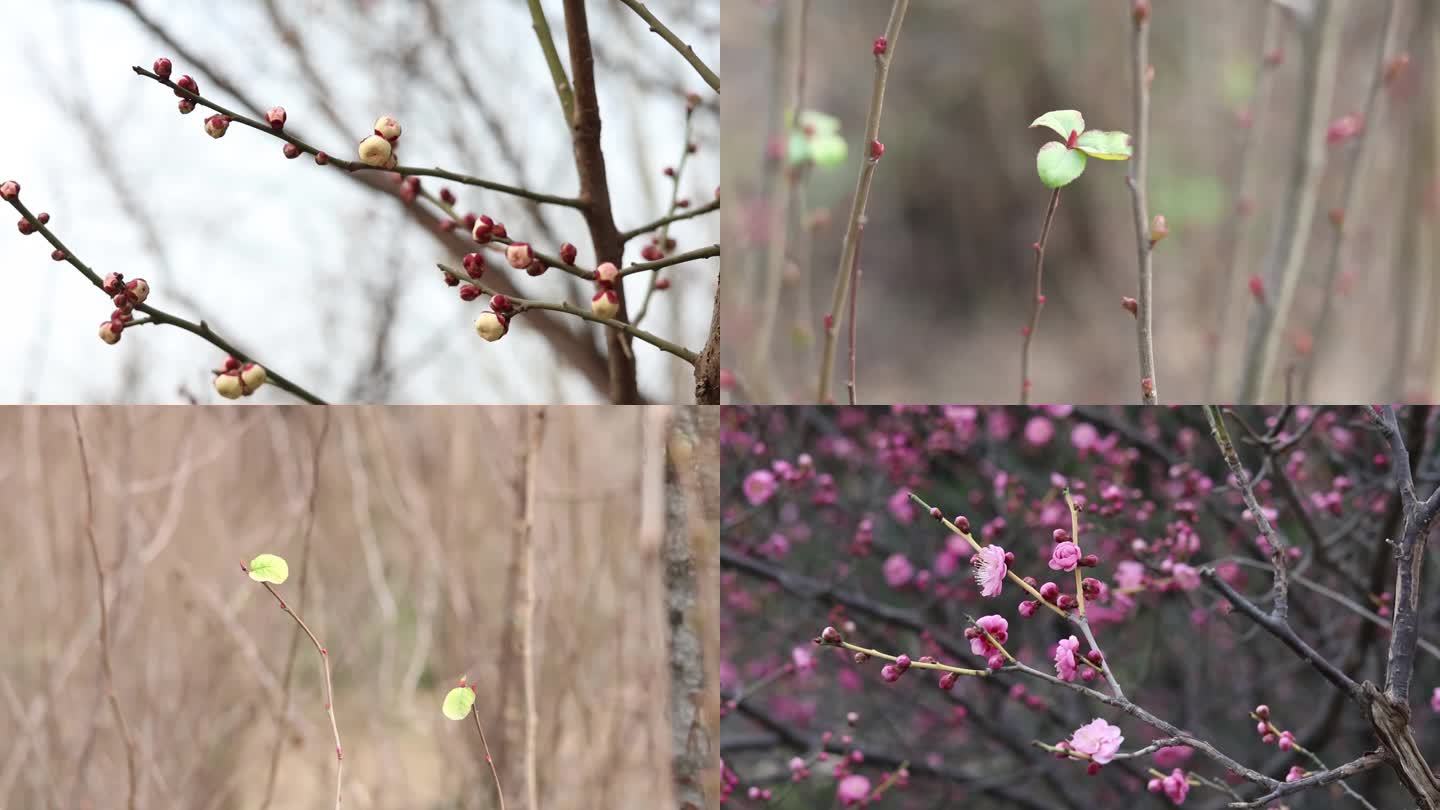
787, 131, 811, 165
809, 134, 849, 168
797, 110, 842, 136
1074, 130, 1133, 160
442, 685, 476, 720
1035, 143, 1087, 188
1029, 110, 1085, 141
247, 554, 289, 585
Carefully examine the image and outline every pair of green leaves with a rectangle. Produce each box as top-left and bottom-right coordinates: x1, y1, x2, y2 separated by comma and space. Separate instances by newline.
787, 110, 848, 169
1031, 110, 1132, 189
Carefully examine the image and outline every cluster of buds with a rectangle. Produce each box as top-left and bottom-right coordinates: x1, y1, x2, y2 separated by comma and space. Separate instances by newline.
16, 210, 49, 235
1252, 705, 1297, 751
505, 241, 547, 277
173, 71, 200, 115
474, 293, 515, 342
638, 236, 676, 292
470, 214, 509, 244
213, 355, 268, 399
357, 115, 402, 169
97, 272, 150, 345
592, 261, 621, 320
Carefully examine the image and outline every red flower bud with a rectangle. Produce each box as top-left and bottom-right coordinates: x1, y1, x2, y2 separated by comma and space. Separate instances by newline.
283, 143, 302, 159
266, 106, 287, 130
489, 293, 514, 314
153, 57, 173, 79
1121, 296, 1138, 317
459, 284, 481, 301
873, 37, 888, 55
559, 242, 578, 264
175, 74, 198, 97
0, 180, 18, 200
462, 252, 486, 279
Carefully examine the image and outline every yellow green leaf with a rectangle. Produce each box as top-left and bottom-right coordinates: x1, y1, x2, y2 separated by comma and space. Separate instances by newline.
1074, 130, 1133, 160
442, 685, 476, 720
247, 554, 289, 585
1029, 110, 1085, 141
1035, 142, 1087, 189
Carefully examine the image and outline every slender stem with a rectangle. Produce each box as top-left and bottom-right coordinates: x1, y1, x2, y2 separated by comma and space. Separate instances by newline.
1207, 2, 1282, 396
6, 194, 325, 403
73, 411, 140, 810
526, 0, 576, 126
1205, 406, 1289, 617
1064, 488, 1084, 617
617, 244, 721, 278
621, 198, 720, 242
132, 66, 585, 209
1305, 0, 1404, 397
615, 0, 720, 92
817, 0, 909, 402
518, 410, 544, 810
246, 571, 344, 810
1241, 0, 1342, 401
1019, 188, 1061, 404
633, 111, 701, 327
437, 264, 699, 363
846, 223, 864, 405
1127, 4, 1159, 403
832, 640, 989, 677
471, 709, 507, 810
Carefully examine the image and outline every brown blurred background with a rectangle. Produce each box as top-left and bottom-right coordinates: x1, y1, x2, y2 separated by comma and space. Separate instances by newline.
0, 405, 718, 810
722, 0, 1437, 403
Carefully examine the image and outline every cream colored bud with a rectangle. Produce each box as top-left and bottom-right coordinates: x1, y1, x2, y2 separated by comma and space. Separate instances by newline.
474, 311, 509, 341
591, 289, 620, 320
98, 321, 122, 345
595, 262, 620, 285
357, 134, 393, 167
373, 116, 402, 141
506, 243, 534, 269
215, 372, 244, 399
239, 362, 267, 394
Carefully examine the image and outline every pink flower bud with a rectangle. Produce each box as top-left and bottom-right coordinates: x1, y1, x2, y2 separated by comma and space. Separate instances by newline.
0, 180, 19, 200
357, 134, 393, 168
373, 115, 402, 142
938, 671, 958, 690
1039, 581, 1060, 601
869, 140, 885, 159
491, 222, 508, 239
314, 151, 330, 165
204, 114, 230, 139
1018, 600, 1039, 617
103, 273, 124, 295
174, 74, 198, 97
591, 288, 620, 320
1254, 704, 1270, 720
596, 261, 620, 285
439, 188, 456, 205
820, 626, 843, 644
986, 654, 1005, 670
1325, 114, 1364, 146
873, 36, 888, 55
474, 311, 509, 342
177, 99, 196, 115
955, 515, 971, 533
51, 249, 67, 262
880, 664, 900, 682
98, 320, 122, 345
214, 371, 244, 400
153, 57, 173, 79
283, 143, 302, 160
266, 106, 287, 130
526, 260, 547, 277
125, 278, 150, 304
1248, 274, 1265, 304
641, 244, 663, 261
472, 215, 494, 243
506, 242, 534, 269
559, 242, 578, 264
239, 363, 267, 394
1121, 296, 1138, 316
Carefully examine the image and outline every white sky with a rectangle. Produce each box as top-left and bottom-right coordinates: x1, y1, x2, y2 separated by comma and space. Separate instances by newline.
0, 0, 719, 403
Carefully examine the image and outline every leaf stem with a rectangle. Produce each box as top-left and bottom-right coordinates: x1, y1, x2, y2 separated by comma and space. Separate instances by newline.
1019, 188, 1062, 404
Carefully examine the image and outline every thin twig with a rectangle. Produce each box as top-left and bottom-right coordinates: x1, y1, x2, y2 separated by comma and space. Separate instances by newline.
518, 410, 546, 810
6, 194, 325, 403
615, 0, 720, 92
1127, 2, 1159, 403
817, 0, 909, 402
1205, 406, 1289, 617
73, 410, 140, 810
471, 709, 507, 810
621, 198, 720, 242
846, 222, 864, 404
526, 0, 576, 126
244, 566, 344, 809
1019, 188, 1061, 404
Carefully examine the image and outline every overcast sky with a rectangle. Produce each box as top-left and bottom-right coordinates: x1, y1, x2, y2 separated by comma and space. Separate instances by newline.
0, 0, 719, 403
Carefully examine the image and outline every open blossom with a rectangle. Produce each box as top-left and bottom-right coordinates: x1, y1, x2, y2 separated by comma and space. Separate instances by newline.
836, 774, 870, 806
972, 544, 1008, 597
1070, 718, 1123, 764
883, 553, 915, 588
968, 614, 1009, 657
887, 488, 917, 525
1170, 563, 1201, 591
1049, 540, 1081, 572
1432, 687, 1440, 714
1285, 765, 1307, 783
1053, 635, 1081, 682
743, 469, 777, 506
1023, 416, 1054, 446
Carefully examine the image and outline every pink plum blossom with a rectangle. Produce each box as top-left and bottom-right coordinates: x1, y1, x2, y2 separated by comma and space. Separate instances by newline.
1070, 718, 1123, 764
887, 488, 917, 524
883, 553, 915, 588
743, 469, 777, 506
1023, 416, 1055, 446
837, 774, 871, 806
1431, 687, 1440, 714
1049, 540, 1082, 572
1170, 563, 1201, 591
1054, 635, 1080, 681
968, 614, 1009, 657
1149, 768, 1190, 804
971, 544, 1009, 597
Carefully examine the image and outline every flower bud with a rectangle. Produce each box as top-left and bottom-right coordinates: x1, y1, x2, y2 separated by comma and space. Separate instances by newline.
938, 671, 958, 690
1056, 594, 1078, 610
98, 320, 122, 345
986, 654, 1005, 670
16, 218, 33, 235
174, 74, 198, 97
1018, 600, 1039, 617
214, 372, 244, 400
37, 212, 50, 225
51, 249, 67, 261
266, 106, 287, 130
591, 288, 620, 320
443, 273, 460, 287
474, 310, 509, 341
125, 278, 150, 304
0, 180, 18, 200
853, 651, 868, 663
880, 664, 900, 682
459, 284, 481, 301
1121, 296, 1138, 317
153, 57, 173, 79
955, 515, 971, 533
373, 115, 402, 142
491, 222, 508, 239
1132, 0, 1150, 24
1254, 704, 1270, 720
526, 260, 547, 277
894, 654, 911, 672
506, 242, 534, 269
472, 215, 494, 243
1053, 528, 1070, 543
204, 114, 230, 139
820, 626, 843, 645
1039, 581, 1060, 601
440, 188, 456, 205
1079, 554, 1099, 568
869, 139, 885, 159
178, 99, 196, 115
873, 36, 888, 55
641, 244, 663, 261
314, 151, 330, 165
283, 143, 302, 159
489, 294, 514, 315
596, 261, 620, 286
240, 362, 267, 393
357, 134, 393, 168
1149, 214, 1168, 246
462, 252, 486, 278
102, 272, 125, 295
559, 242, 578, 265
